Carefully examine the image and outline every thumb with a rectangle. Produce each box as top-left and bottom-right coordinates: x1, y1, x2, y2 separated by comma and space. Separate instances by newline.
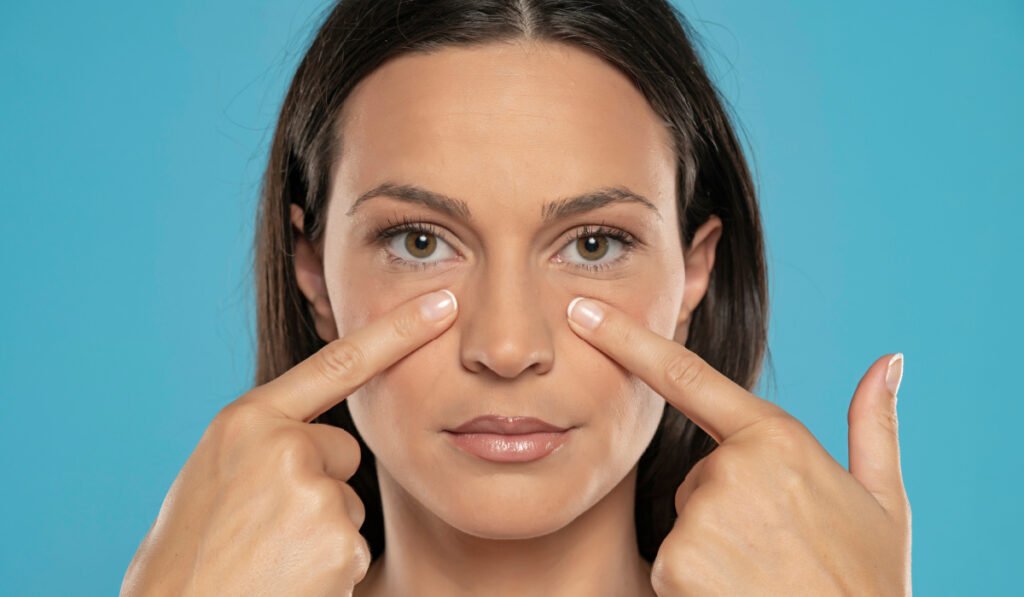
848, 352, 907, 516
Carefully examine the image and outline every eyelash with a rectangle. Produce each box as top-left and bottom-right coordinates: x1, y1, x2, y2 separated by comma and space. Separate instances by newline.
370, 215, 639, 272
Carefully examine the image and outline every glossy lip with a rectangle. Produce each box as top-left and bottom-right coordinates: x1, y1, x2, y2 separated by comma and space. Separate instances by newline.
445, 415, 571, 435
442, 429, 575, 463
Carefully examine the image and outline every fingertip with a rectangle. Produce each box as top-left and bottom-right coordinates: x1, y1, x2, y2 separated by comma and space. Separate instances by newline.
567, 296, 604, 331
420, 289, 458, 322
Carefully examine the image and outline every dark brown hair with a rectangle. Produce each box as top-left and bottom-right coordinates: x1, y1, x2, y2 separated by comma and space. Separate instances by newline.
252, 0, 771, 564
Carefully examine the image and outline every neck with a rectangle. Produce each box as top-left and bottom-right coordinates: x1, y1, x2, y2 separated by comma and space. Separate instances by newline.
354, 463, 655, 597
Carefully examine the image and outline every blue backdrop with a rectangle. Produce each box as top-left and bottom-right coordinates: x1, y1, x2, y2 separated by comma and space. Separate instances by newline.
1, 1, 1020, 594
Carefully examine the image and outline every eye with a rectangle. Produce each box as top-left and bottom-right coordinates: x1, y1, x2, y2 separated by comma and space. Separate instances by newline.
371, 216, 639, 273
372, 217, 458, 269
554, 224, 638, 272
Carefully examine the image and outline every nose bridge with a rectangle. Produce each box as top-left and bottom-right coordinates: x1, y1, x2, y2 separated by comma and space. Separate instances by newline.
459, 254, 555, 378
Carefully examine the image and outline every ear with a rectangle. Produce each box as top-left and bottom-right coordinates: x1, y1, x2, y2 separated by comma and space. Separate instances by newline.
290, 203, 338, 342
674, 215, 723, 344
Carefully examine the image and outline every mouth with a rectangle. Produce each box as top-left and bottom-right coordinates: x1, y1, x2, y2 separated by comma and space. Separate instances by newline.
442, 416, 575, 463
442, 430, 574, 463
444, 415, 571, 435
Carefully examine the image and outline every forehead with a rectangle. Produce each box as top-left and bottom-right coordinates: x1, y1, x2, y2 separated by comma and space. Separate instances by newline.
331, 40, 676, 219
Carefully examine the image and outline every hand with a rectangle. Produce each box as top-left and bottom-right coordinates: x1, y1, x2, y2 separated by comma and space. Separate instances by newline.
120, 289, 459, 597
566, 297, 911, 596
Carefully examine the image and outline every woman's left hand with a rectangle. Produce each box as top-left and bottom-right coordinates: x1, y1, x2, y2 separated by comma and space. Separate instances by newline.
566, 297, 912, 596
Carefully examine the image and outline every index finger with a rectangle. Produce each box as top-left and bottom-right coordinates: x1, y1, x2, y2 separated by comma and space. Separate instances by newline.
247, 288, 458, 422
566, 296, 781, 443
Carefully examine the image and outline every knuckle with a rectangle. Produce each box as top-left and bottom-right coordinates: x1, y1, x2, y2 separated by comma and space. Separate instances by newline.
339, 444, 363, 482
301, 477, 367, 533
268, 427, 320, 474
677, 487, 716, 526
316, 340, 365, 382
778, 464, 809, 498
325, 528, 372, 580
339, 429, 363, 462
876, 407, 900, 435
348, 536, 373, 583
890, 486, 912, 528
675, 460, 706, 501
209, 401, 263, 444
662, 350, 707, 396
650, 540, 696, 595
299, 476, 346, 518
311, 424, 363, 480
340, 483, 367, 529
698, 450, 741, 486
760, 415, 808, 454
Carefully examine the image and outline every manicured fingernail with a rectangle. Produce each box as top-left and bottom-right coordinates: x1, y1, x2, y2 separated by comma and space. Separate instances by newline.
885, 353, 904, 397
567, 297, 604, 330
420, 289, 457, 321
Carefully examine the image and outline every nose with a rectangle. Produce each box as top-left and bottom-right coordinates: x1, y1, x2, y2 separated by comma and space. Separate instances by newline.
458, 263, 555, 379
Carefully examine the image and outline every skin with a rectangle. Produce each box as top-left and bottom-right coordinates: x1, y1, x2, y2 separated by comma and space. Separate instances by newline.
120, 290, 463, 596
291, 39, 710, 596
291, 39, 911, 595
563, 301, 912, 595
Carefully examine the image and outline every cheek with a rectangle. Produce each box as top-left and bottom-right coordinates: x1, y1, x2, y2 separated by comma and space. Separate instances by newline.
616, 376, 666, 437
327, 262, 398, 337
575, 294, 678, 451
345, 352, 448, 465
582, 362, 665, 452
331, 281, 448, 451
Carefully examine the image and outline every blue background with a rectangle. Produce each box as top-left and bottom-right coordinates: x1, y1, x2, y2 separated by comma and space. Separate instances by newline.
2, 1, 1020, 594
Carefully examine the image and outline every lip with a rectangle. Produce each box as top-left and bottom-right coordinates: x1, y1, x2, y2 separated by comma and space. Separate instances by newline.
446, 415, 570, 435
443, 415, 575, 463
442, 429, 574, 463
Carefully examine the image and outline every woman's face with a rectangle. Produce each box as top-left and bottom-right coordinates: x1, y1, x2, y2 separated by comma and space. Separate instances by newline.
294, 40, 720, 539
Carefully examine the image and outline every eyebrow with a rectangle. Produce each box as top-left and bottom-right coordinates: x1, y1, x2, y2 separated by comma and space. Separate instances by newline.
345, 181, 662, 222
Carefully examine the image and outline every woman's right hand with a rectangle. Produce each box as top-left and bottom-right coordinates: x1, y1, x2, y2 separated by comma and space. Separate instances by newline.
120, 289, 459, 597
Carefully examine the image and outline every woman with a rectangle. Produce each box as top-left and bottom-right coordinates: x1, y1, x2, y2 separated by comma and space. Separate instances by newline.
122, 0, 911, 595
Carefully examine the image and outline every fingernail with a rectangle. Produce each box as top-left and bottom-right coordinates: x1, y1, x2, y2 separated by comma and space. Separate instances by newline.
420, 289, 457, 321
885, 353, 904, 397
567, 297, 604, 330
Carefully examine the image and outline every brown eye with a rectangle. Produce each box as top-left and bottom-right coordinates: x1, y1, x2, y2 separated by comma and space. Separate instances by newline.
377, 221, 457, 269
555, 226, 636, 272
576, 235, 609, 261
404, 231, 437, 258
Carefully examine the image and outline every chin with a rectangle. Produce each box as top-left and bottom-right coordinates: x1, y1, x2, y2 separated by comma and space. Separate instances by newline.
415, 467, 607, 539
435, 494, 584, 540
